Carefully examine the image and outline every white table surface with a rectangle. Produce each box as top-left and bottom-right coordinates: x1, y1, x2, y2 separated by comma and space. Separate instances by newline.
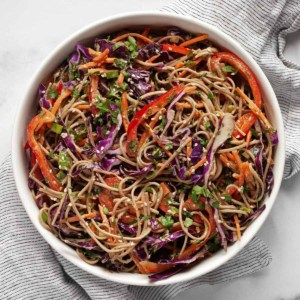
1, 1, 300, 299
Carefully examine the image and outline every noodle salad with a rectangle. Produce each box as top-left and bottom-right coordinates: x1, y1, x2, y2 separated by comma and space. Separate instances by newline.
26, 27, 278, 281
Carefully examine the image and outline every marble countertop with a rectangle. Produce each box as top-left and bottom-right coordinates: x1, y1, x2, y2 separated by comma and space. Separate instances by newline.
1, 1, 300, 299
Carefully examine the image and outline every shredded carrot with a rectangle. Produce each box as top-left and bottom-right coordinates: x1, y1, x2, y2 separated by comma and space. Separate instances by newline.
232, 173, 241, 179
246, 129, 252, 147
105, 57, 115, 63
78, 61, 98, 70
139, 108, 166, 148
180, 34, 208, 47
74, 104, 90, 110
184, 86, 197, 94
234, 214, 241, 240
219, 154, 236, 169
121, 91, 129, 132
194, 57, 203, 65
146, 54, 160, 63
187, 157, 207, 176
62, 212, 97, 224
160, 182, 171, 197
116, 73, 124, 87
236, 87, 273, 131
88, 48, 99, 56
51, 89, 72, 116
178, 70, 188, 78
175, 102, 204, 109
93, 48, 110, 63
36, 108, 55, 131
175, 62, 184, 69
112, 33, 153, 44
226, 152, 235, 161
232, 150, 244, 186
186, 139, 192, 157
131, 254, 146, 274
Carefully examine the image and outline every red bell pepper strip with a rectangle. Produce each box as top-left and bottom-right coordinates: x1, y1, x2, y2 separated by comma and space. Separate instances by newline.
30, 149, 44, 182
211, 52, 262, 138
27, 115, 62, 191
89, 75, 100, 116
232, 112, 257, 139
57, 81, 63, 95
126, 86, 184, 156
98, 177, 120, 211
162, 44, 192, 56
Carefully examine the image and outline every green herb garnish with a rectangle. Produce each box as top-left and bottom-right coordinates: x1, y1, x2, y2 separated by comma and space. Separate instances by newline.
159, 215, 174, 229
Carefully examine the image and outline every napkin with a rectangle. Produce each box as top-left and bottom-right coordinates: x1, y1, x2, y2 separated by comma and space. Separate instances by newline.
1, 0, 300, 298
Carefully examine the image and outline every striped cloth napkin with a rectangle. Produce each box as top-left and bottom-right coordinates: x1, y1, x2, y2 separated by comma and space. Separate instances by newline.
1, 0, 300, 299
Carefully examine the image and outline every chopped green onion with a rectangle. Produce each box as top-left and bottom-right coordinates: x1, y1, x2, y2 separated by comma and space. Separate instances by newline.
58, 151, 72, 171
41, 211, 48, 223
50, 122, 63, 134
106, 70, 120, 79
159, 215, 174, 229
222, 65, 237, 73
184, 217, 193, 228
103, 207, 109, 215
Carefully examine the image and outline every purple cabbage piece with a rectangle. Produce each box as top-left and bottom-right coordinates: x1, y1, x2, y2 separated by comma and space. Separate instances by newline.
125, 165, 153, 177
61, 132, 76, 152
144, 231, 185, 251
60, 224, 84, 238
101, 157, 121, 171
127, 68, 152, 98
64, 239, 101, 251
99, 78, 109, 95
63, 80, 78, 90
135, 245, 148, 261
149, 217, 160, 231
95, 114, 122, 159
191, 168, 204, 184
158, 248, 207, 265
241, 204, 266, 226
204, 114, 235, 186
255, 147, 264, 177
269, 130, 279, 145
149, 265, 183, 281
96, 39, 114, 53
168, 89, 185, 110
61, 131, 81, 160
38, 84, 51, 110
95, 39, 128, 58
69, 44, 92, 65
177, 166, 187, 181
71, 163, 100, 177
118, 222, 137, 235
139, 42, 162, 59
160, 109, 175, 137
36, 195, 50, 209
211, 205, 227, 251
86, 117, 95, 147
191, 138, 203, 165
266, 167, 274, 195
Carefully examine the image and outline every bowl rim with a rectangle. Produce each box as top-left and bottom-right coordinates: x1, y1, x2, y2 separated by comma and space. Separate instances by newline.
11, 10, 285, 286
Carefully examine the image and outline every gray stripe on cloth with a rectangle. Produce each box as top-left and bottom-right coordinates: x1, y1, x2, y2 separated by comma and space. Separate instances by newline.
1, 155, 271, 300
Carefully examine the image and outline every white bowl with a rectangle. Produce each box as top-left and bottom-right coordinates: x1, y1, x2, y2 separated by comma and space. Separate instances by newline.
12, 11, 285, 286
